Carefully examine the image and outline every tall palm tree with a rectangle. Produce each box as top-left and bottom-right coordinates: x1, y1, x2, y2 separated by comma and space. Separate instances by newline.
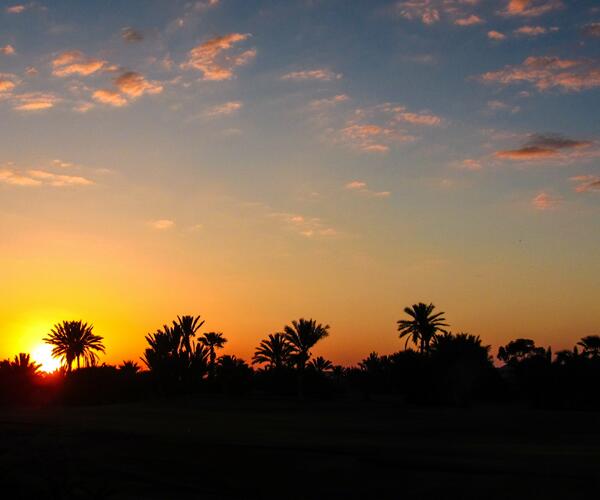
283, 318, 330, 398
577, 335, 600, 358
44, 320, 105, 372
252, 333, 291, 370
176, 315, 205, 355
397, 302, 448, 353
200, 332, 227, 373
308, 356, 333, 374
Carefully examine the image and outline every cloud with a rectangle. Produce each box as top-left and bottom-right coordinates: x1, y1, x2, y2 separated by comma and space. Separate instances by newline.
73, 101, 95, 113
478, 56, 600, 92
181, 33, 255, 81
150, 219, 175, 230
582, 22, 600, 38
0, 166, 93, 187
503, 0, 563, 17
337, 124, 415, 153
0, 74, 18, 93
1, 45, 15, 56
92, 89, 127, 107
310, 94, 349, 109
396, 1, 441, 25
454, 15, 484, 26
488, 30, 506, 40
270, 212, 337, 238
52, 50, 111, 77
121, 27, 144, 43
532, 191, 561, 210
514, 25, 557, 36
487, 100, 520, 113
458, 159, 482, 171
205, 100, 242, 117
344, 180, 391, 197
114, 71, 163, 97
570, 175, 600, 193
12, 92, 58, 111
494, 133, 592, 160
6, 4, 26, 14
281, 69, 342, 81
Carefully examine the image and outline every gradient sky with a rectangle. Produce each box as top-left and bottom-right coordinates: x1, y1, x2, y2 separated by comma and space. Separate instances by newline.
1, 0, 599, 366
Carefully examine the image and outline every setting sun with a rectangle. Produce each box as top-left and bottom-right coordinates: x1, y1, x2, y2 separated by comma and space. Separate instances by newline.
31, 343, 61, 373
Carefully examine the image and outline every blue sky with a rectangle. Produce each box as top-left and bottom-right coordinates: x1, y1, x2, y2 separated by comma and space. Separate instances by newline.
1, 0, 599, 363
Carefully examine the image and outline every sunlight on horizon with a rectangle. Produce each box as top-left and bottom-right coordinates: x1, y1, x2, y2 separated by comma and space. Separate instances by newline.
31, 343, 61, 373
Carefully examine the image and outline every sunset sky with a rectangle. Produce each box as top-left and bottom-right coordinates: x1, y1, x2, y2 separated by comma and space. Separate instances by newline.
1, 0, 599, 366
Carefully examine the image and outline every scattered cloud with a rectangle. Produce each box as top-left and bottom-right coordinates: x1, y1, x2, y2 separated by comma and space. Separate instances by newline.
344, 180, 391, 198
487, 100, 520, 113
0, 74, 18, 93
454, 15, 484, 26
570, 175, 600, 193
205, 100, 242, 117
478, 56, 600, 92
494, 133, 593, 160
532, 191, 562, 210
396, 0, 441, 25
0, 166, 93, 187
121, 27, 144, 43
6, 4, 27, 14
114, 71, 163, 98
12, 92, 58, 111
582, 22, 600, 38
52, 50, 112, 77
0, 169, 41, 186
503, 0, 563, 17
514, 25, 558, 36
458, 159, 482, 171
181, 33, 256, 81
281, 69, 342, 81
310, 94, 349, 110
92, 89, 127, 107
270, 211, 337, 238
1, 45, 15, 56
488, 30, 506, 40
150, 219, 175, 230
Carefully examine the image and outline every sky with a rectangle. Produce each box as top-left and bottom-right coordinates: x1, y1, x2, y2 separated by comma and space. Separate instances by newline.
1, 0, 599, 367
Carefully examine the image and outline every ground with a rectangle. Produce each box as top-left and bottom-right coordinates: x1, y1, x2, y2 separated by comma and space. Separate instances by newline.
1, 398, 598, 499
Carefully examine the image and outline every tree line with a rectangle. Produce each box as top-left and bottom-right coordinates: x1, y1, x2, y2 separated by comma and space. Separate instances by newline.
1, 302, 599, 409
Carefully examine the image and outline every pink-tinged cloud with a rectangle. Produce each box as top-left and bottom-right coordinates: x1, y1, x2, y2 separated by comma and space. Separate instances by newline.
345, 180, 391, 197
92, 89, 128, 107
13, 92, 58, 111
459, 159, 482, 171
495, 134, 592, 161
0, 76, 17, 93
532, 191, 561, 210
182, 33, 255, 81
28, 170, 94, 186
345, 181, 367, 190
478, 56, 600, 92
455, 15, 484, 26
397, 111, 442, 126
0, 169, 41, 186
488, 30, 506, 40
6, 5, 26, 14
1, 45, 15, 56
205, 101, 242, 117
310, 94, 349, 109
121, 27, 143, 43
397, 1, 440, 25
514, 25, 553, 36
270, 211, 338, 238
52, 50, 110, 77
150, 219, 175, 230
281, 69, 342, 81
114, 72, 163, 98
504, 0, 563, 17
582, 22, 600, 38
570, 175, 600, 193
73, 101, 95, 113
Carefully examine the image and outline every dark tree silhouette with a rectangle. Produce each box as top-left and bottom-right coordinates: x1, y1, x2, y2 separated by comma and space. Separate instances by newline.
283, 318, 330, 398
200, 332, 227, 374
119, 360, 140, 374
397, 302, 448, 352
497, 338, 548, 366
176, 315, 205, 355
10, 353, 41, 377
252, 333, 292, 370
577, 335, 600, 358
44, 320, 105, 372
308, 356, 333, 374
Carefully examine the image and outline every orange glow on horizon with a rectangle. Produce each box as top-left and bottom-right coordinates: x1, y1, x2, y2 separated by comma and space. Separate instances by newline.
31, 343, 62, 373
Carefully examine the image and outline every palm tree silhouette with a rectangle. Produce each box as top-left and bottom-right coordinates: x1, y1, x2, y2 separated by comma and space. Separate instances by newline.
397, 303, 448, 353
176, 315, 205, 355
283, 318, 330, 398
252, 333, 291, 370
308, 356, 333, 374
44, 320, 105, 372
10, 353, 41, 376
200, 332, 227, 374
577, 335, 600, 358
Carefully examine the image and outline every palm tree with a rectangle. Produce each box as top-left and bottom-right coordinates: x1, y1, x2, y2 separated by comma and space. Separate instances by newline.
200, 332, 227, 374
283, 318, 330, 398
10, 353, 41, 377
252, 333, 292, 370
397, 302, 448, 353
308, 356, 333, 374
176, 315, 205, 355
577, 335, 600, 358
44, 320, 105, 372
119, 360, 140, 375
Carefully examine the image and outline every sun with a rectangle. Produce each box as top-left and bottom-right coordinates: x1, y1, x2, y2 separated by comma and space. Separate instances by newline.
31, 343, 62, 373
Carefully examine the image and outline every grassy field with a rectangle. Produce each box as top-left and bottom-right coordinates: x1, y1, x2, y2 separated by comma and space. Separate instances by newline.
1, 398, 599, 499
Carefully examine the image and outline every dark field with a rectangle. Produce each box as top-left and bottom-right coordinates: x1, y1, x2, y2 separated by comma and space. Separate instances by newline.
1, 399, 599, 499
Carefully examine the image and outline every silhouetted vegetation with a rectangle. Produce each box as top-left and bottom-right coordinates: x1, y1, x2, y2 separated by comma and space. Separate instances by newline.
1, 306, 599, 411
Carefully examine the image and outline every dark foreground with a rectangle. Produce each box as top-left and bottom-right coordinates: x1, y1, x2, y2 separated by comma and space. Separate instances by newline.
1, 398, 599, 499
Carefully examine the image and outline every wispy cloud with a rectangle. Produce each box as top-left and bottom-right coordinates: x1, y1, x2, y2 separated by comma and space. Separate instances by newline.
181, 33, 255, 81
150, 219, 175, 230
344, 180, 391, 198
457, 159, 482, 171
13, 92, 59, 111
121, 27, 144, 43
281, 69, 342, 81
396, 0, 484, 26
488, 30, 506, 40
570, 175, 600, 193
205, 100, 242, 117
0, 74, 18, 93
0, 166, 93, 187
93, 72, 163, 107
454, 15, 484, 26
92, 89, 127, 107
582, 22, 600, 38
502, 0, 563, 17
478, 56, 600, 92
494, 134, 593, 161
487, 100, 520, 114
532, 191, 562, 210
270, 212, 337, 238
514, 25, 558, 36
6, 4, 27, 14
1, 45, 16, 56
310, 94, 349, 110
52, 50, 113, 77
